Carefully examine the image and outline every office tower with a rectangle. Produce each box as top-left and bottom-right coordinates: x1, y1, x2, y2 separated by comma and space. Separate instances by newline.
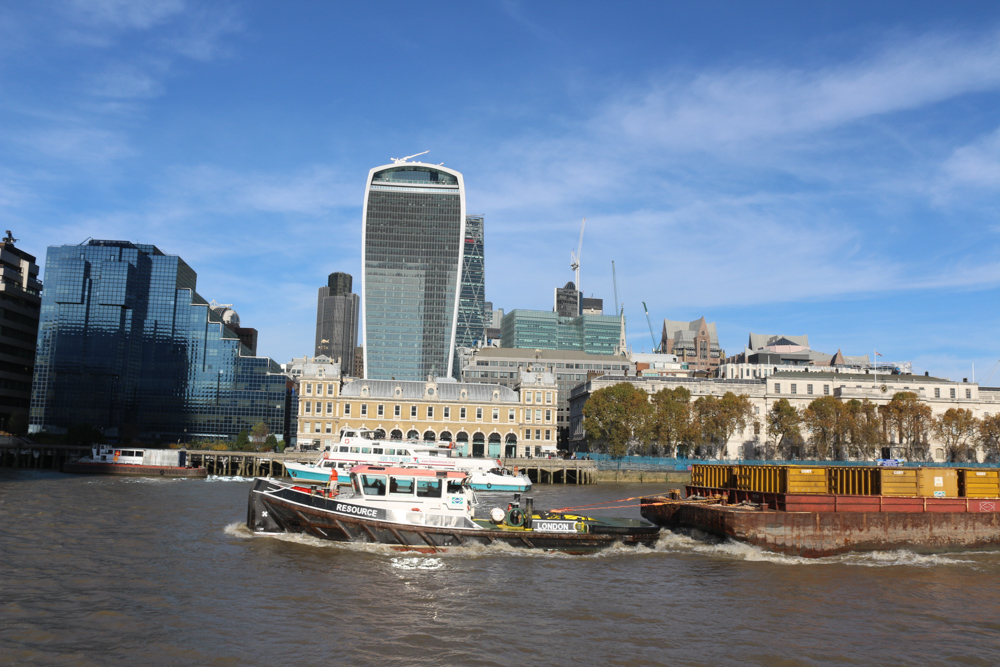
314, 271, 360, 369
500, 309, 621, 355
0, 232, 41, 434
455, 214, 486, 350
361, 159, 465, 381
29, 240, 288, 442
554, 281, 581, 317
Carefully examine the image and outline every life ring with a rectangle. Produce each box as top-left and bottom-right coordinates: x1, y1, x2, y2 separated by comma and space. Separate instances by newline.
506, 508, 525, 527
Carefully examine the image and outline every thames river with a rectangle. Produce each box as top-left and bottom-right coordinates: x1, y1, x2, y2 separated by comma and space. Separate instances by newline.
2, 470, 999, 666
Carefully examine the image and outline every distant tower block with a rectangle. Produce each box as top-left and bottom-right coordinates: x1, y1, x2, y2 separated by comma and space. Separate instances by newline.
315, 272, 359, 368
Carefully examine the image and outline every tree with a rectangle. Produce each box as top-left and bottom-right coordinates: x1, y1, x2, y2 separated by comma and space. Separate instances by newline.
934, 408, 979, 462
801, 396, 845, 460
843, 399, 882, 460
882, 392, 933, 461
583, 383, 654, 458
977, 414, 1000, 463
650, 386, 692, 457
250, 421, 271, 451
264, 434, 279, 452
767, 398, 802, 459
691, 392, 753, 459
234, 429, 251, 451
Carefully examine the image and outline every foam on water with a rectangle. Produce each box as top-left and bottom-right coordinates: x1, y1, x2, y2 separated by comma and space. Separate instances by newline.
207, 475, 254, 483
647, 528, 983, 567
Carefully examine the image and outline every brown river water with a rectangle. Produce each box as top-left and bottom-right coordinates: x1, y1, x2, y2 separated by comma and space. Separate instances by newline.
2, 469, 1000, 666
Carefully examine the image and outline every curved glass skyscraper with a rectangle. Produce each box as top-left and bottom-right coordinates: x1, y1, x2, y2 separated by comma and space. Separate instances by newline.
361, 161, 466, 381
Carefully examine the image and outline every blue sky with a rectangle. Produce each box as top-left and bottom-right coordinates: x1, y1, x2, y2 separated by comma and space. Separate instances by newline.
5, 2, 1000, 382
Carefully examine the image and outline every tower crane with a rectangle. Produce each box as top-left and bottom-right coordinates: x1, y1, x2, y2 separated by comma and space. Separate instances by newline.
391, 150, 430, 164
643, 302, 659, 353
569, 218, 586, 292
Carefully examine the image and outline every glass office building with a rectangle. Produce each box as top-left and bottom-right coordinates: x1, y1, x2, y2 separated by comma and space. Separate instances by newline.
455, 214, 486, 351
361, 162, 466, 381
499, 309, 622, 355
29, 240, 288, 442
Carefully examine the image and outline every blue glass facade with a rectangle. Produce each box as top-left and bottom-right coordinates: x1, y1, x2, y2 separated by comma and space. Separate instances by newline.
455, 214, 486, 352
362, 163, 465, 381
29, 240, 288, 442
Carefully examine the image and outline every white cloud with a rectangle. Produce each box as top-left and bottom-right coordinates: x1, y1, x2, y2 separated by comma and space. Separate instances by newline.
603, 31, 1000, 153
67, 0, 185, 31
941, 127, 1000, 189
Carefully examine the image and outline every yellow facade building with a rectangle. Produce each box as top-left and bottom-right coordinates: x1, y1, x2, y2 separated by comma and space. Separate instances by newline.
295, 360, 559, 458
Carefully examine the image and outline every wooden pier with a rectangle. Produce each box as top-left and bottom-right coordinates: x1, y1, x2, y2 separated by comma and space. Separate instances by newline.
506, 458, 598, 485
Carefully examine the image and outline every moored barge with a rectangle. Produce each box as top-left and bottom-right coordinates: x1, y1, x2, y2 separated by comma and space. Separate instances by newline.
641, 464, 1000, 557
63, 444, 208, 478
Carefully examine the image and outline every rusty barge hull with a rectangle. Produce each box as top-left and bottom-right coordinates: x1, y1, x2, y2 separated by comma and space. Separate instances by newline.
641, 487, 1000, 558
62, 462, 208, 478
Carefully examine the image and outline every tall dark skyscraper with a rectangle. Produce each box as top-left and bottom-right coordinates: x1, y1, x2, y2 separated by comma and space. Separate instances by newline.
29, 240, 288, 442
315, 271, 359, 370
361, 158, 465, 381
0, 232, 41, 433
455, 214, 485, 350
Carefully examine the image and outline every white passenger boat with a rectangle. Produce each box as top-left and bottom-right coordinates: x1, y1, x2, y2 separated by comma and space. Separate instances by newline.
284, 429, 531, 492
248, 465, 659, 553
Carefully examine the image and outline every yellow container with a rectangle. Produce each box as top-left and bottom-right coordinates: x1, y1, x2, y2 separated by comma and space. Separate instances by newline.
691, 464, 735, 489
785, 466, 828, 494
916, 468, 958, 498
962, 469, 1000, 498
880, 468, 918, 496
828, 467, 880, 496
736, 465, 785, 493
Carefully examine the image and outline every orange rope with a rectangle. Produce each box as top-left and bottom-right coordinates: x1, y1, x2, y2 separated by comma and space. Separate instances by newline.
551, 495, 664, 512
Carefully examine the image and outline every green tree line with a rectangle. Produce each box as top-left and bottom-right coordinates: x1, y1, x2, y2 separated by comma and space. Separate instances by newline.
583, 385, 999, 463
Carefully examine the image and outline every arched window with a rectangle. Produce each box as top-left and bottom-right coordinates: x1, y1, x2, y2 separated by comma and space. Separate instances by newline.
390, 429, 403, 441
423, 430, 436, 442
406, 429, 419, 440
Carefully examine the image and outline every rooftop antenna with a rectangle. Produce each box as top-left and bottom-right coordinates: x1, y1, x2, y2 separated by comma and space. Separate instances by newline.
2, 230, 17, 244
391, 150, 430, 164
612, 260, 619, 316
569, 217, 586, 292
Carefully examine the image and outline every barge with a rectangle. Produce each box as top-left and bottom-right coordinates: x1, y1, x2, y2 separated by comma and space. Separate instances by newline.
63, 444, 208, 478
640, 464, 1000, 557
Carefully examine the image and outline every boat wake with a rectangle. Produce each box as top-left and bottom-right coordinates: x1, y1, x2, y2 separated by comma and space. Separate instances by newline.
207, 475, 255, 483
650, 528, 983, 567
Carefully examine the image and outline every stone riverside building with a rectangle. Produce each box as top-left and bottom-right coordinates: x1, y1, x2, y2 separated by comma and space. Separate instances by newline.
294, 357, 560, 458
568, 370, 1000, 462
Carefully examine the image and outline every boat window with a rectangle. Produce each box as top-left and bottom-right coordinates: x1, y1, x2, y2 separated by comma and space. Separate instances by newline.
389, 477, 415, 495
322, 461, 334, 468
425, 451, 437, 457
339, 446, 348, 452
350, 447, 359, 453
447, 480, 464, 495
360, 474, 386, 496
417, 479, 442, 498
361, 447, 371, 454
373, 448, 383, 454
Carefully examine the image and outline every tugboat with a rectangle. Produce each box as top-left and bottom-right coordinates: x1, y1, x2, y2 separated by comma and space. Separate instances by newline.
248, 464, 659, 553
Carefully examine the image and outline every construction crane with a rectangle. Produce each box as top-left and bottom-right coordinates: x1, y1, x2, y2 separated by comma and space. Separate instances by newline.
391, 150, 429, 164
569, 218, 586, 292
642, 301, 658, 353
